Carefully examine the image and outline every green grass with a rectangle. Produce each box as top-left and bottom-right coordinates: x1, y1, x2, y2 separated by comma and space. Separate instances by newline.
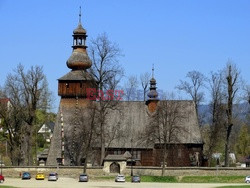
0, 186, 17, 188
94, 176, 114, 180
95, 175, 177, 182
216, 186, 250, 188
180, 176, 245, 183
95, 175, 245, 183
141, 176, 178, 183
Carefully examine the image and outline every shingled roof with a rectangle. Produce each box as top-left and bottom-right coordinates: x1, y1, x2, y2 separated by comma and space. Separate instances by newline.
58, 70, 94, 81
104, 154, 126, 161
46, 111, 62, 165
47, 99, 202, 165
104, 100, 202, 148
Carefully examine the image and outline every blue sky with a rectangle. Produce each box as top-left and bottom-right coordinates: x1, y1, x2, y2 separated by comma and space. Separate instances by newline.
1, 0, 250, 110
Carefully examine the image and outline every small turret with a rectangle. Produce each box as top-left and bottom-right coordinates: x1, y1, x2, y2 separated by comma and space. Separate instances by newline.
146, 65, 159, 112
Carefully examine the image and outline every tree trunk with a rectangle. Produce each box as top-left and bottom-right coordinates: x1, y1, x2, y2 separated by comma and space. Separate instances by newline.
83, 155, 88, 173
224, 124, 233, 167
28, 126, 33, 166
161, 142, 167, 176
84, 110, 95, 172
225, 65, 234, 167
100, 121, 105, 166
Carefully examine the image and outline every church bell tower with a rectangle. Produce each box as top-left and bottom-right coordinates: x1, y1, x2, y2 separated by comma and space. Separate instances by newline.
58, 7, 96, 98
47, 8, 96, 166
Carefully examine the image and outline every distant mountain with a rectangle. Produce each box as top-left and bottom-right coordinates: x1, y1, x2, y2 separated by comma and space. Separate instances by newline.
198, 103, 250, 125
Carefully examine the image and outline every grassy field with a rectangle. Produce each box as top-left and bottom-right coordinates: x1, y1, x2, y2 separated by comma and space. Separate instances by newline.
94, 175, 177, 182
140, 176, 177, 182
180, 176, 245, 183
216, 186, 250, 188
0, 186, 17, 188
95, 175, 246, 183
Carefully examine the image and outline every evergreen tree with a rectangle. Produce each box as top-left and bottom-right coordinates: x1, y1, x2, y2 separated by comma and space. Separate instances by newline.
236, 124, 250, 157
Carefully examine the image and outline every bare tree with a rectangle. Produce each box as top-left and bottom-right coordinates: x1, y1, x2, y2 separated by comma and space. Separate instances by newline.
2, 64, 51, 165
243, 84, 250, 104
0, 95, 23, 165
0, 88, 4, 97
89, 32, 123, 91
205, 71, 226, 166
124, 75, 138, 101
65, 101, 99, 170
88, 33, 124, 165
140, 72, 151, 101
176, 71, 206, 126
223, 62, 241, 167
144, 93, 188, 175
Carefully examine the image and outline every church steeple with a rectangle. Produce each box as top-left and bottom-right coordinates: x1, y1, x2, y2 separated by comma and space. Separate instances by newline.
146, 65, 159, 112
147, 64, 159, 100
72, 6, 87, 49
58, 7, 96, 98
66, 7, 92, 70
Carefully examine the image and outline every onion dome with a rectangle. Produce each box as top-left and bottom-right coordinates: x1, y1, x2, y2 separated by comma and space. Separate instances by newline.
147, 65, 159, 100
66, 51, 92, 70
66, 7, 91, 70
147, 80, 159, 99
148, 88, 158, 99
73, 23, 87, 34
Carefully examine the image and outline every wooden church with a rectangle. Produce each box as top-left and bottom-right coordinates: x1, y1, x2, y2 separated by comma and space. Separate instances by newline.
47, 10, 204, 167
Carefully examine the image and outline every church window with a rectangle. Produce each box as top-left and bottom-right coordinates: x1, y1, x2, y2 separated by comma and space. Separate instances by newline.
77, 38, 82, 45
132, 150, 141, 160
114, 150, 122, 155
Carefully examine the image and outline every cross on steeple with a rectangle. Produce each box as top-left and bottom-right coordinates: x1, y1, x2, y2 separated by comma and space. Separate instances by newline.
79, 6, 82, 24
152, 64, 155, 78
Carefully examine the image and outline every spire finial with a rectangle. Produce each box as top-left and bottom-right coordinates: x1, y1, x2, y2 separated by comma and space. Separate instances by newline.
152, 64, 155, 78
79, 6, 82, 24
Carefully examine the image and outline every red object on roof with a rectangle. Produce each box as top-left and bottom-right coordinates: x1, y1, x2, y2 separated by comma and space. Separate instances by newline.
0, 98, 10, 104
0, 98, 10, 110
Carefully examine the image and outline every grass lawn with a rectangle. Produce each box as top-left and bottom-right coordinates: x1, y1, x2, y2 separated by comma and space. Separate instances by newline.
95, 175, 246, 183
216, 186, 250, 188
141, 176, 177, 183
0, 186, 17, 188
180, 176, 245, 183
95, 175, 178, 182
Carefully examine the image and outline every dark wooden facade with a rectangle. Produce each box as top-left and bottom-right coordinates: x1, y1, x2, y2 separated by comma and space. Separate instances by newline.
58, 81, 95, 98
101, 143, 204, 167
154, 143, 203, 167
